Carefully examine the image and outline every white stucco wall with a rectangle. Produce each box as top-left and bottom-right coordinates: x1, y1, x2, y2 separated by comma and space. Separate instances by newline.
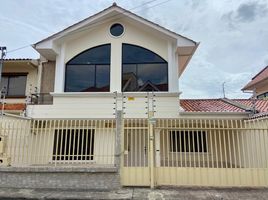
54, 19, 178, 93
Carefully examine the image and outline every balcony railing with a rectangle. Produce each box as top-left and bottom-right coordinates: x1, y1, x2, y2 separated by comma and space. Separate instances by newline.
30, 93, 53, 105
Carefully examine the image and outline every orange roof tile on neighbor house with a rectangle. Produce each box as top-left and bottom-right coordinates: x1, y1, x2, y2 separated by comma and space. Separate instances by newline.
180, 99, 268, 113
242, 66, 268, 90
0, 103, 26, 111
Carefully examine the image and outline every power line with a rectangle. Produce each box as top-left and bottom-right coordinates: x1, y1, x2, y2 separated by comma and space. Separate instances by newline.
6, 0, 172, 55
6, 45, 31, 53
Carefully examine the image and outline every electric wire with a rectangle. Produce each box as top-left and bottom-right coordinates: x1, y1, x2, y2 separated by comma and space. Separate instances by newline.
6, 0, 172, 55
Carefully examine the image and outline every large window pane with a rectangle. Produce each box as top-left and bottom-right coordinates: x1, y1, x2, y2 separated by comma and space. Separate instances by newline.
65, 44, 111, 92
96, 65, 110, 91
122, 44, 166, 64
68, 44, 110, 65
122, 44, 168, 92
122, 64, 137, 92
65, 65, 95, 92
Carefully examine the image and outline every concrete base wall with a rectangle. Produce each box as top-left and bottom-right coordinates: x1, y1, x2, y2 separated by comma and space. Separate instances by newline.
0, 167, 120, 190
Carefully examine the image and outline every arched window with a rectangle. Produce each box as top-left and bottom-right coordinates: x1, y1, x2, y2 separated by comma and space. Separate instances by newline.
122, 44, 168, 92
65, 44, 111, 92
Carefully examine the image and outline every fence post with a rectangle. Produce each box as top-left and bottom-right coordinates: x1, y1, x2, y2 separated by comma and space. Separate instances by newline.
148, 111, 156, 189
115, 110, 123, 168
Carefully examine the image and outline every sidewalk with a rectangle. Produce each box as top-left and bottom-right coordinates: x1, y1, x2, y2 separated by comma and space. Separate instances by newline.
0, 187, 267, 200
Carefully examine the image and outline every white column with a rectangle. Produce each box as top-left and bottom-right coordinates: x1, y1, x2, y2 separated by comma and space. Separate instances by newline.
168, 41, 178, 92
54, 43, 66, 93
110, 41, 122, 92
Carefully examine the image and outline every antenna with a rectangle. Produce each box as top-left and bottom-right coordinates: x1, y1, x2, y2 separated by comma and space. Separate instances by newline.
222, 82, 226, 98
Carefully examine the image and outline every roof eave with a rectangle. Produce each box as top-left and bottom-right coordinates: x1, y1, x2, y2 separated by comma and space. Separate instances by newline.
34, 4, 197, 48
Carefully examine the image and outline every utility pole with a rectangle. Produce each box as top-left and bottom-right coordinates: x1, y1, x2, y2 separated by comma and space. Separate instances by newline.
0, 46, 7, 84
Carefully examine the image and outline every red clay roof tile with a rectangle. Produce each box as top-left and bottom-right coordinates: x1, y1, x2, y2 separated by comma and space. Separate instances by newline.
180, 99, 268, 113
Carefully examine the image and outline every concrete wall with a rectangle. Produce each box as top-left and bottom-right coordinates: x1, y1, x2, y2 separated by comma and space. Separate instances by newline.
40, 61, 55, 93
0, 167, 120, 190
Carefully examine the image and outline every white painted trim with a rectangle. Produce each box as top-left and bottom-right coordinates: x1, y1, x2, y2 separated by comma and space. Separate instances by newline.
168, 41, 178, 92
50, 92, 181, 97
35, 6, 196, 48
54, 43, 66, 92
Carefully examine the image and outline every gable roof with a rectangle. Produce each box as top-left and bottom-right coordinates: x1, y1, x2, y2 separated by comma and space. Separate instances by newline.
242, 66, 268, 90
34, 3, 197, 46
180, 99, 268, 113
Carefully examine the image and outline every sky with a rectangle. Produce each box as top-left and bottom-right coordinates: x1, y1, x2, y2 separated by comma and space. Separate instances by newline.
1, 0, 268, 99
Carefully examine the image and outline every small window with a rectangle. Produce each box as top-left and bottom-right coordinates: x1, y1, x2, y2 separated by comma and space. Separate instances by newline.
257, 92, 268, 99
110, 23, 124, 37
169, 131, 207, 152
0, 74, 27, 97
53, 129, 95, 161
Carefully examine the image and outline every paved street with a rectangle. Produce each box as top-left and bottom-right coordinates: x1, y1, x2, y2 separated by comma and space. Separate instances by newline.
0, 187, 267, 199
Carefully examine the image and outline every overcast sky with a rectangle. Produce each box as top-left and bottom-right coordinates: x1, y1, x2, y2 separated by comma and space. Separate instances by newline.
1, 0, 268, 99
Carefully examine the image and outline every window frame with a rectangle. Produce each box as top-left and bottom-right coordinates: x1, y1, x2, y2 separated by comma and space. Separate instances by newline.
121, 43, 169, 92
169, 130, 208, 153
1, 73, 28, 98
52, 128, 95, 162
64, 44, 111, 92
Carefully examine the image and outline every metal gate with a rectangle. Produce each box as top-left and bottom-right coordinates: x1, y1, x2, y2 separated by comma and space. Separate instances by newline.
121, 119, 151, 186
121, 117, 268, 187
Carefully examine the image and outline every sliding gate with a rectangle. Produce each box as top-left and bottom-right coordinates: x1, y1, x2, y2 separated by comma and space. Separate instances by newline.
121, 117, 268, 187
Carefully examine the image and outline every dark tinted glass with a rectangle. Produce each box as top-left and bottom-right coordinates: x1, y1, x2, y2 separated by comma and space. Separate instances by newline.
110, 23, 124, 37
65, 44, 111, 92
67, 44, 110, 65
0, 77, 8, 92
122, 44, 166, 64
1, 75, 27, 96
65, 65, 95, 92
8, 76, 27, 96
122, 64, 137, 92
96, 65, 110, 91
122, 44, 168, 92
138, 64, 168, 91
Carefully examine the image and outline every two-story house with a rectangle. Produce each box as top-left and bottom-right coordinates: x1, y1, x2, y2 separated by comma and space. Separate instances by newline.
0, 3, 267, 190
26, 3, 198, 119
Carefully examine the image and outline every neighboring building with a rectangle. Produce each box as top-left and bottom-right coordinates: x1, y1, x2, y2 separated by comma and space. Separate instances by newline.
0, 58, 38, 114
0, 4, 268, 190
242, 66, 268, 99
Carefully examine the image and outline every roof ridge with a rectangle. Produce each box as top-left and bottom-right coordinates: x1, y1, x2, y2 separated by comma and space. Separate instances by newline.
220, 98, 253, 112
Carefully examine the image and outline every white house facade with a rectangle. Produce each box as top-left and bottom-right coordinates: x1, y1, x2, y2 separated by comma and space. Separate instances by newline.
0, 4, 268, 190
27, 4, 198, 119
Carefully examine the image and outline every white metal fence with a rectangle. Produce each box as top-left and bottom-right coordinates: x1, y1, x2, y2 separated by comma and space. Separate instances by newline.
122, 117, 268, 187
0, 119, 116, 167
1, 116, 268, 187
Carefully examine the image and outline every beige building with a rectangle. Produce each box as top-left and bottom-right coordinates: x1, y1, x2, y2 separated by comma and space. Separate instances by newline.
0, 59, 38, 113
